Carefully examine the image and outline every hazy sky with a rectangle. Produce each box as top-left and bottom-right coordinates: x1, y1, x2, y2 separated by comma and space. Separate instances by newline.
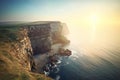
0, 0, 120, 23
0, 0, 120, 45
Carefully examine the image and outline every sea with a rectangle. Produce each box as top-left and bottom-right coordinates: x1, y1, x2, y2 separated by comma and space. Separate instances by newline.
48, 32, 120, 80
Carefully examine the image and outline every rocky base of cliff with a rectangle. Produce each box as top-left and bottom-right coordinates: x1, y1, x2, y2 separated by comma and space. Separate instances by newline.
33, 44, 72, 74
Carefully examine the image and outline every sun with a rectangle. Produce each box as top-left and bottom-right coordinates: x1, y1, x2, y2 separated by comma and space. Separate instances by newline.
90, 14, 99, 43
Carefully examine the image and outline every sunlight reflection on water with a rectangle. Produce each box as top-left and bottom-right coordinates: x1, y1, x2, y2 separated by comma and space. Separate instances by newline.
59, 33, 120, 80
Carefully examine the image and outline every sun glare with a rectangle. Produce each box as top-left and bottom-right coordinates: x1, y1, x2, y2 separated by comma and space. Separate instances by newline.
91, 14, 98, 25
90, 14, 99, 43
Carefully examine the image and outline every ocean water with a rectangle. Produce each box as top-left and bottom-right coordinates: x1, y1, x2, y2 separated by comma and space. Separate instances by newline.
49, 45, 120, 80
48, 33, 120, 80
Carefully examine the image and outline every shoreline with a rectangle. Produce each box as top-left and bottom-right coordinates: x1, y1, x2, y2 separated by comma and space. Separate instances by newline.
33, 43, 72, 74
33, 43, 62, 72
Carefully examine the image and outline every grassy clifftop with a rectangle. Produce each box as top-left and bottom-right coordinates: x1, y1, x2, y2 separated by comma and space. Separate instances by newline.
0, 51, 52, 80
0, 26, 52, 80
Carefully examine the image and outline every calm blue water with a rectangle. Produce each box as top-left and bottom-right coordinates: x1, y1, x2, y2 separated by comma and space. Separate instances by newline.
48, 43, 120, 80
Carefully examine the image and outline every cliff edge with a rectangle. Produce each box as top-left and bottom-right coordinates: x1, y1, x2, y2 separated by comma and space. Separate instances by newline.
0, 21, 70, 80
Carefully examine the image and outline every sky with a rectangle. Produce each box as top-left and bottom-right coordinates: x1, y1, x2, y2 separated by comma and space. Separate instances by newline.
0, 0, 120, 44
0, 0, 120, 22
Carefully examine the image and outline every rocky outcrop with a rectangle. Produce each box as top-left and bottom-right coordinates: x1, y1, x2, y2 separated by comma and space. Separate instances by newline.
58, 48, 72, 56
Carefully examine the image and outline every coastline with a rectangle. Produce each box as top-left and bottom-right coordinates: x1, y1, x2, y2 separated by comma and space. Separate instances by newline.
33, 43, 71, 74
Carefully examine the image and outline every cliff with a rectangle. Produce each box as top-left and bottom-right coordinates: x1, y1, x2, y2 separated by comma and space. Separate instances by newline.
0, 21, 70, 80
0, 27, 51, 80
24, 21, 70, 55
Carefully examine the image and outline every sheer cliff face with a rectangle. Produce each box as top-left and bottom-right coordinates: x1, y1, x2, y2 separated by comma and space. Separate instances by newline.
26, 22, 69, 55
14, 29, 32, 70
7, 29, 33, 71
27, 24, 51, 54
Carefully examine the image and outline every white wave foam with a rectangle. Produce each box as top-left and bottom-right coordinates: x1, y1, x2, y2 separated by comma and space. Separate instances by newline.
54, 68, 60, 73
56, 60, 62, 64
44, 71, 50, 76
55, 75, 60, 80
66, 62, 69, 64
70, 54, 79, 61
